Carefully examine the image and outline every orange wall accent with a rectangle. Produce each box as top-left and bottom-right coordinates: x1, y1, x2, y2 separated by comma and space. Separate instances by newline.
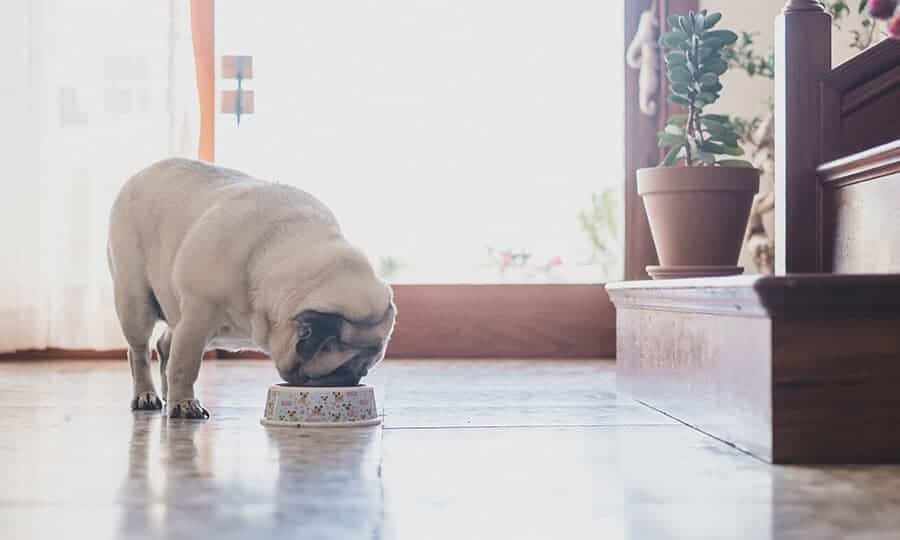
191, 0, 215, 162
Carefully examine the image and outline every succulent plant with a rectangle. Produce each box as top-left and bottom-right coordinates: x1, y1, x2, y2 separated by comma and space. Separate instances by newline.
657, 10, 752, 168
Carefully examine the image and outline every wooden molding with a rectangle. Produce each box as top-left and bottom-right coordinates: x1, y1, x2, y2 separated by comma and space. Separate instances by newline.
1, 284, 616, 361
603, 276, 767, 317
610, 273, 900, 319
818, 139, 900, 187
821, 40, 900, 161
841, 63, 900, 115
386, 284, 615, 359
825, 39, 900, 90
608, 275, 900, 463
224, 285, 616, 359
0, 349, 217, 361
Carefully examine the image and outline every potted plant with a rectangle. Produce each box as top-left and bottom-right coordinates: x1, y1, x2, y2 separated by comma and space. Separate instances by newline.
637, 10, 760, 279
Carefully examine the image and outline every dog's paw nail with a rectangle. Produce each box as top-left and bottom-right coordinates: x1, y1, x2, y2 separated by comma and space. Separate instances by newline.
131, 392, 164, 411
167, 399, 210, 420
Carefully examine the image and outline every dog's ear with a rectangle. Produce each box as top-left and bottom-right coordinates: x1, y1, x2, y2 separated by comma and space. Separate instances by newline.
295, 311, 343, 360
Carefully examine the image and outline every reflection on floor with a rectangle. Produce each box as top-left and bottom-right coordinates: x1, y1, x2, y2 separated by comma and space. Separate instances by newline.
1, 359, 900, 539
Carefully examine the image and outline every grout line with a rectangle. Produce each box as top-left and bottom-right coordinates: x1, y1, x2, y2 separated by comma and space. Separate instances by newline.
382, 423, 681, 431
634, 399, 770, 464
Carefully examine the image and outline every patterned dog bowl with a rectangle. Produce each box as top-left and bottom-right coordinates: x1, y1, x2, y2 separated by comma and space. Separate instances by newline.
260, 384, 381, 427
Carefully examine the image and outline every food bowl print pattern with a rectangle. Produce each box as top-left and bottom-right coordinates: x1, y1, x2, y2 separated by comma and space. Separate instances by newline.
262, 386, 379, 427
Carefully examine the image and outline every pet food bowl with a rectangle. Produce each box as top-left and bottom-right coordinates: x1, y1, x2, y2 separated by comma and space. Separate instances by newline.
260, 384, 381, 427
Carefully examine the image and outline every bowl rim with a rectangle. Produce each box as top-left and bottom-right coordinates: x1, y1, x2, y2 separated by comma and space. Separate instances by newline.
260, 417, 382, 428
270, 383, 371, 392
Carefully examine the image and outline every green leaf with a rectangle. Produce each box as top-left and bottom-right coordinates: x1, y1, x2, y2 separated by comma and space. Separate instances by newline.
704, 114, 730, 123
701, 119, 734, 138
699, 72, 719, 87
693, 12, 706, 33
709, 129, 741, 142
703, 30, 739, 45
667, 14, 681, 28
702, 141, 744, 156
671, 83, 691, 96
668, 94, 691, 106
701, 117, 727, 129
660, 30, 689, 49
702, 81, 723, 93
660, 145, 684, 167
666, 51, 687, 65
668, 65, 692, 85
700, 36, 729, 49
718, 159, 754, 168
697, 91, 718, 103
699, 46, 719, 61
684, 11, 695, 33
713, 136, 741, 149
706, 121, 740, 136
702, 58, 728, 75
702, 12, 722, 29
658, 131, 688, 146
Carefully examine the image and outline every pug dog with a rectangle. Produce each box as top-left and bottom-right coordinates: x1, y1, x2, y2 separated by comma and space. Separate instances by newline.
108, 158, 396, 419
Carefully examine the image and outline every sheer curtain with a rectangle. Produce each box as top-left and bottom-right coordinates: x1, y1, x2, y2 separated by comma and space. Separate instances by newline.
0, 0, 199, 351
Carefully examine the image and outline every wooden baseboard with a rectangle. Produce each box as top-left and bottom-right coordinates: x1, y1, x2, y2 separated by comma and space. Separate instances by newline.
0, 348, 128, 360
607, 274, 900, 464
0, 284, 615, 360
0, 349, 218, 361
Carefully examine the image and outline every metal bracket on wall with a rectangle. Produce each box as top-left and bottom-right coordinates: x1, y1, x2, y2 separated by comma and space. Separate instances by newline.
221, 55, 254, 125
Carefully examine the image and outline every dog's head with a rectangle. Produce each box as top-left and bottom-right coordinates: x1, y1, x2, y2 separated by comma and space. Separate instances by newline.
280, 303, 395, 386
262, 243, 396, 387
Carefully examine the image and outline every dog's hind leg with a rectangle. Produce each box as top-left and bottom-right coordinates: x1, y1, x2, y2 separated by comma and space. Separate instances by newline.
114, 284, 163, 411
154, 326, 172, 402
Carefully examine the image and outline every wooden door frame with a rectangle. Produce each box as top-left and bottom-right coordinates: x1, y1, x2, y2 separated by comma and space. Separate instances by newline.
623, 0, 698, 280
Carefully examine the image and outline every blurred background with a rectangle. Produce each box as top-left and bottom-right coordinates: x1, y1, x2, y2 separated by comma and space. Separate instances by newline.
215, 0, 624, 285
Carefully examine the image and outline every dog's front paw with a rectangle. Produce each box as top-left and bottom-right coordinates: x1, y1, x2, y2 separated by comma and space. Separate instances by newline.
167, 399, 210, 419
131, 391, 163, 411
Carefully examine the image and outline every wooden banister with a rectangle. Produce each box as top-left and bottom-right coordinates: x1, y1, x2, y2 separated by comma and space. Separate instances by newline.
775, 0, 831, 273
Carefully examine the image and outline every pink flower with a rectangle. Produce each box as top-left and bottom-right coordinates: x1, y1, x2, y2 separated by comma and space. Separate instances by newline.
548, 256, 563, 267
890, 14, 900, 37
867, 0, 898, 19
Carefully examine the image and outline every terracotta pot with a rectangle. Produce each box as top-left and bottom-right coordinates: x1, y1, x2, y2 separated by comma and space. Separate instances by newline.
637, 166, 760, 272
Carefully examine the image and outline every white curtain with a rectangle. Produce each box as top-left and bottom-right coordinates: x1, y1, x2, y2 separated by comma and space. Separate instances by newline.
0, 0, 199, 351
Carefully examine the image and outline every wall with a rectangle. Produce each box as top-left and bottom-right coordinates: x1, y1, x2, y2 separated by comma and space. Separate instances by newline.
700, 0, 871, 123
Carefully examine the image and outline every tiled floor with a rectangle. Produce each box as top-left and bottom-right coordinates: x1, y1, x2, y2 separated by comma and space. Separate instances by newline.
2, 359, 900, 539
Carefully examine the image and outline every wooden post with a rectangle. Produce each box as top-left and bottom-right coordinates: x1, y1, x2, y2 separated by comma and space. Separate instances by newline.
624, 0, 660, 280
775, 1, 831, 273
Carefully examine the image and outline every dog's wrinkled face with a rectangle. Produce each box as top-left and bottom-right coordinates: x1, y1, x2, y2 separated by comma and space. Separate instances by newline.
273, 304, 395, 387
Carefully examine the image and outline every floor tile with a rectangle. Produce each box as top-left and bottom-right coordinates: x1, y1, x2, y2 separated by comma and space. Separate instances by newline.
2, 359, 900, 540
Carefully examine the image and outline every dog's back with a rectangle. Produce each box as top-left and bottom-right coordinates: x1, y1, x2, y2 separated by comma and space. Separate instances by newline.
109, 158, 344, 324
